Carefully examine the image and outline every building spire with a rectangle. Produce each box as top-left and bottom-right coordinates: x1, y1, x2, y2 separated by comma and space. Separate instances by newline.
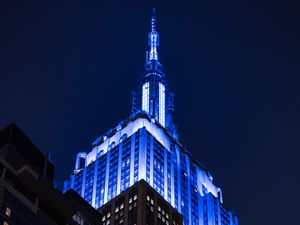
151, 8, 156, 32
148, 8, 159, 61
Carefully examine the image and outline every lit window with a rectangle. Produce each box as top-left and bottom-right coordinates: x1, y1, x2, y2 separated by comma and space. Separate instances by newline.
5, 208, 11, 217
158, 83, 165, 126
133, 194, 137, 200
142, 82, 150, 113
120, 134, 127, 143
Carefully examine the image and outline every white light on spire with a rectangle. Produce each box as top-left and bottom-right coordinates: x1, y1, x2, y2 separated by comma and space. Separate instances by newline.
142, 82, 150, 113
159, 83, 165, 127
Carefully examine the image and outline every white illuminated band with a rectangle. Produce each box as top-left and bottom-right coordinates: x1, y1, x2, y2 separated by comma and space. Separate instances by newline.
158, 83, 165, 127
142, 82, 150, 113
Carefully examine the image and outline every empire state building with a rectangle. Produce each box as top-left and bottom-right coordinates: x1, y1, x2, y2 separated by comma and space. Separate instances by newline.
64, 9, 238, 225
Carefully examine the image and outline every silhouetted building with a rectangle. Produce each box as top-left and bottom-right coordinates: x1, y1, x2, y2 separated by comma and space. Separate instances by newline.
98, 179, 183, 225
0, 123, 102, 225
63, 9, 238, 225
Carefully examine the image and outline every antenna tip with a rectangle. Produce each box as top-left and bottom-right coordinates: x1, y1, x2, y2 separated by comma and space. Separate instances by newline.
151, 8, 157, 31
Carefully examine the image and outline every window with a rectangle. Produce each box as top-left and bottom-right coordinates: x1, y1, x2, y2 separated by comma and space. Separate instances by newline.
5, 208, 11, 217
120, 134, 127, 143
72, 213, 87, 225
142, 82, 150, 113
108, 142, 115, 151
158, 83, 165, 126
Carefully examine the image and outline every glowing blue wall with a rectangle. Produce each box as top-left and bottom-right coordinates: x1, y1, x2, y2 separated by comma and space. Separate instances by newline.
63, 118, 238, 225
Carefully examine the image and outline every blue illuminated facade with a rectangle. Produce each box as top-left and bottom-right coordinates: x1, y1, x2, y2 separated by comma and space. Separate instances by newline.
64, 9, 238, 225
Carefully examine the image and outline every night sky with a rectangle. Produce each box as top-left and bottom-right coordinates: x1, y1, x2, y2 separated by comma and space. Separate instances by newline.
1, 0, 299, 225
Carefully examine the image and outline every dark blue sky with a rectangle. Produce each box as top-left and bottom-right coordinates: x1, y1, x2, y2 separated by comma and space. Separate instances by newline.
1, 1, 299, 225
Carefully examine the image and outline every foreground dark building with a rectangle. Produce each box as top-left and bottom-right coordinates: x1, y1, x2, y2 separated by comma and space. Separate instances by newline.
0, 123, 101, 225
98, 179, 183, 225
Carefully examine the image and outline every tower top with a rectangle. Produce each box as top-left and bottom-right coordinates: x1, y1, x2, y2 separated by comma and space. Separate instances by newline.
151, 8, 156, 32
148, 8, 160, 62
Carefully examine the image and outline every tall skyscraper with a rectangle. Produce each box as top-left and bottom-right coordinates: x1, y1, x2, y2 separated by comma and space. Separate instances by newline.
64, 9, 238, 225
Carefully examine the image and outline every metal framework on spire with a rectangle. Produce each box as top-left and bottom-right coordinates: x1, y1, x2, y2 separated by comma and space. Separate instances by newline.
148, 8, 159, 61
